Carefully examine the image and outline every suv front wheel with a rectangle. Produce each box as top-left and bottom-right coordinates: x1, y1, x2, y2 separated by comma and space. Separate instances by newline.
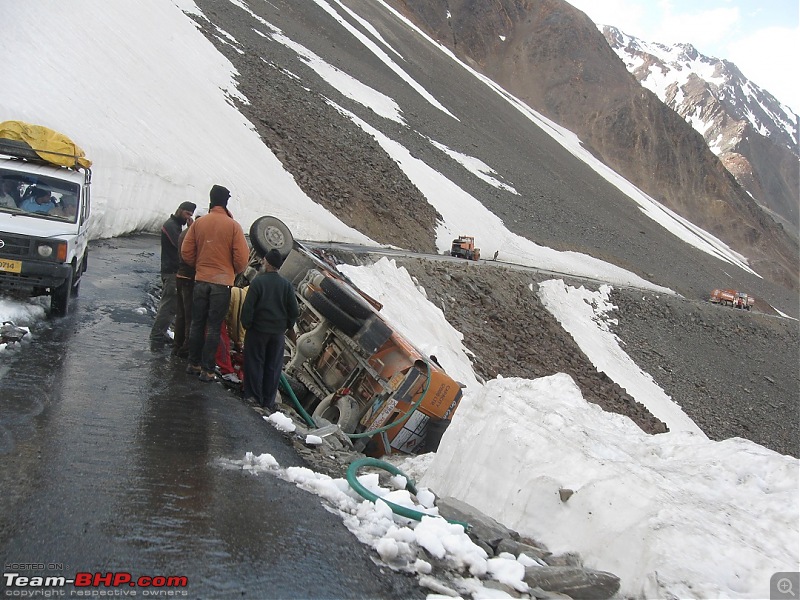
50, 269, 73, 316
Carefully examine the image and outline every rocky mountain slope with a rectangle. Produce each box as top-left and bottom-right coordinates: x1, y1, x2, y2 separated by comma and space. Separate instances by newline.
380, 254, 798, 458
394, 257, 799, 458
602, 25, 799, 237
192, 0, 797, 311
186, 0, 798, 456
386, 0, 799, 290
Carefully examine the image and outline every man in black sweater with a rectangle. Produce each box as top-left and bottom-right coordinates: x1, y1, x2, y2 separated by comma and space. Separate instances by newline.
150, 202, 196, 349
241, 249, 299, 410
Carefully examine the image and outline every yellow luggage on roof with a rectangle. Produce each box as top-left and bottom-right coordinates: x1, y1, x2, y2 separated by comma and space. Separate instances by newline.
0, 120, 91, 169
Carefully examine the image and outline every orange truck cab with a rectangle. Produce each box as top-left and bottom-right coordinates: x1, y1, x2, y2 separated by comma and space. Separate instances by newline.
450, 235, 480, 261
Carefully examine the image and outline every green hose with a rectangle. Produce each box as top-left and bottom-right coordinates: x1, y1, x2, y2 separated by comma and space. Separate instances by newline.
346, 457, 470, 529
283, 371, 470, 528
279, 373, 316, 428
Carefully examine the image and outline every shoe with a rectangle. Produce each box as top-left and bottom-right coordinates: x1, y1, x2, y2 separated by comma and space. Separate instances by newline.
198, 370, 218, 383
221, 372, 241, 384
185, 364, 202, 376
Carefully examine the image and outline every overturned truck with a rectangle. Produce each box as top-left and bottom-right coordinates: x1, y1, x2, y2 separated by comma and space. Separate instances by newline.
246, 217, 463, 457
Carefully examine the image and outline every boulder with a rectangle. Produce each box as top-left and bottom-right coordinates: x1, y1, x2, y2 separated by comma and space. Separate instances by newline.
436, 497, 516, 549
496, 538, 551, 564
523, 566, 620, 600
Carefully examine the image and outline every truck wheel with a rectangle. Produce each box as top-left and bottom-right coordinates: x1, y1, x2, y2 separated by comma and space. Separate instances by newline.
279, 374, 310, 406
249, 216, 293, 259
71, 275, 80, 298
70, 262, 82, 297
307, 291, 363, 336
71, 252, 88, 297
320, 276, 374, 320
312, 394, 362, 433
51, 269, 73, 316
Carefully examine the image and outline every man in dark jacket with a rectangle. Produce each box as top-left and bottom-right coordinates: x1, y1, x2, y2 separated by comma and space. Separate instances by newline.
241, 249, 299, 410
171, 225, 195, 358
150, 202, 196, 349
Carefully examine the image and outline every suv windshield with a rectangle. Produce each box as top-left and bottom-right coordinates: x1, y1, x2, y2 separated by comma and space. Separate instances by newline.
0, 167, 80, 224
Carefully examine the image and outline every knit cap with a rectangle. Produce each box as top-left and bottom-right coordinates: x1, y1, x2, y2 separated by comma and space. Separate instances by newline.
265, 249, 283, 269
209, 185, 230, 207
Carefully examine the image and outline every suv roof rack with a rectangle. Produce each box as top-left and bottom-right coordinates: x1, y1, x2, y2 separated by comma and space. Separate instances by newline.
0, 139, 90, 172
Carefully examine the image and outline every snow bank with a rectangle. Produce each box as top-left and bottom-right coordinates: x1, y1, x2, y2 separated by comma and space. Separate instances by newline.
421, 374, 799, 598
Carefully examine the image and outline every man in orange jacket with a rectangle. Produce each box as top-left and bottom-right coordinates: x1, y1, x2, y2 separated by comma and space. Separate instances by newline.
181, 185, 250, 382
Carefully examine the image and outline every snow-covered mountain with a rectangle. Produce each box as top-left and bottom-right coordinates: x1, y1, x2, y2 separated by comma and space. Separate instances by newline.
602, 25, 800, 233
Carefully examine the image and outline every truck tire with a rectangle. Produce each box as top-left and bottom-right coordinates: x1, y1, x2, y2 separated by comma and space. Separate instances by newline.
71, 274, 80, 298
312, 394, 362, 433
249, 216, 293, 259
51, 269, 73, 316
280, 374, 310, 406
320, 276, 373, 320
71, 255, 86, 298
307, 291, 363, 336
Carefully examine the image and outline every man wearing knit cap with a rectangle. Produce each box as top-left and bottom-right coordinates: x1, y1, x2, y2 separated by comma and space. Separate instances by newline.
181, 185, 249, 381
150, 201, 196, 350
240, 248, 299, 410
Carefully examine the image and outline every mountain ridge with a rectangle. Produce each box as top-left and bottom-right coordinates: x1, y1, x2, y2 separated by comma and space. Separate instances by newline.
602, 24, 799, 236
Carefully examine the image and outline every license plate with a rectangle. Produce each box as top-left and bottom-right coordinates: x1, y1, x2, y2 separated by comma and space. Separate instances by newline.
0, 258, 22, 273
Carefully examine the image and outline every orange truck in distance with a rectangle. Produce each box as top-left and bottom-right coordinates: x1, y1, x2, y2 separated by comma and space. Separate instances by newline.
450, 236, 480, 261
710, 289, 754, 310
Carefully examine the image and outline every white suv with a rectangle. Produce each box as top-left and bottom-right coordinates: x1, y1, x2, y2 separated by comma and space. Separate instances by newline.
0, 147, 91, 316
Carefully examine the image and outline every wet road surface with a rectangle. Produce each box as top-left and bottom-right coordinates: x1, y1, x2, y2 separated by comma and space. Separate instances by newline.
0, 234, 422, 598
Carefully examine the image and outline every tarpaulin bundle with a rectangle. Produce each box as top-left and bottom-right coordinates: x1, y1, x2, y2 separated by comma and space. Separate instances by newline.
0, 120, 92, 169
